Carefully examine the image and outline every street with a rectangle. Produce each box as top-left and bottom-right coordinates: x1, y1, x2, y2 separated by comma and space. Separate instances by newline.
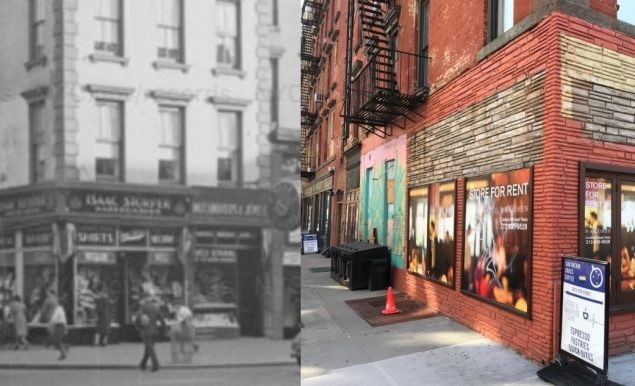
0, 365, 299, 386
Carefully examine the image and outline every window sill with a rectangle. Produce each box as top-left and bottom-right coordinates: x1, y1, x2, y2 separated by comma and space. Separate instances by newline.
90, 53, 129, 66
153, 60, 190, 73
24, 56, 47, 71
211, 67, 247, 78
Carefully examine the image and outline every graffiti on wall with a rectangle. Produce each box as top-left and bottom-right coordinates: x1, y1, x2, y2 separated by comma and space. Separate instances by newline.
359, 135, 407, 267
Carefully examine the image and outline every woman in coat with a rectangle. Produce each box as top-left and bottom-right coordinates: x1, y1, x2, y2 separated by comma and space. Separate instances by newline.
8, 295, 28, 350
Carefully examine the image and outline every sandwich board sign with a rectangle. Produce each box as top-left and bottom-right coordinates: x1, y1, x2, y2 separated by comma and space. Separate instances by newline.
302, 233, 318, 254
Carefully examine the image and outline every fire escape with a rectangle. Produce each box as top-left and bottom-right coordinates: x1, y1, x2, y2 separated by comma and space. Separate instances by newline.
345, 0, 429, 138
300, 0, 323, 179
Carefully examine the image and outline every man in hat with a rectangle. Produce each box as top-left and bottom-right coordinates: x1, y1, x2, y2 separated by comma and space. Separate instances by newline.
135, 297, 166, 372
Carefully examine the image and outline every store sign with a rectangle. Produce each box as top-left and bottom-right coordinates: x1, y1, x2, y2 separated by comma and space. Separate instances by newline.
22, 226, 53, 247
0, 191, 55, 218
194, 228, 260, 246
560, 256, 609, 373
302, 234, 318, 254
23, 251, 55, 265
149, 229, 180, 247
0, 234, 15, 249
149, 251, 177, 265
193, 248, 237, 263
119, 228, 148, 247
67, 190, 189, 217
78, 251, 116, 264
271, 182, 300, 231
76, 224, 116, 246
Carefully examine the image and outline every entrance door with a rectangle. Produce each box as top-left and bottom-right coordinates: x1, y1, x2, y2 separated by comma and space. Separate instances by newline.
238, 248, 263, 336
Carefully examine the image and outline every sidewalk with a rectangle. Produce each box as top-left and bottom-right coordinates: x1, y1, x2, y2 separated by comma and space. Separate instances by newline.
0, 338, 295, 370
301, 253, 635, 385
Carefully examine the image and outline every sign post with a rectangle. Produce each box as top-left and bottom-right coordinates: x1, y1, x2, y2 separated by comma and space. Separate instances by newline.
538, 255, 618, 385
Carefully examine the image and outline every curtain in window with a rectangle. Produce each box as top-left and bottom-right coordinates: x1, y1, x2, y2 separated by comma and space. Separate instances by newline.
218, 112, 238, 150
96, 0, 120, 50
216, 1, 238, 66
157, 0, 181, 58
160, 108, 182, 146
98, 102, 121, 142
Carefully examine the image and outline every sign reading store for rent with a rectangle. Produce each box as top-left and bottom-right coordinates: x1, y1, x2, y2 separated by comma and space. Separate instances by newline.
559, 256, 609, 373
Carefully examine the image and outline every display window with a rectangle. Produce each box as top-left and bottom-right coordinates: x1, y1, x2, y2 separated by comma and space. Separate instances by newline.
283, 265, 300, 332
74, 251, 120, 326
124, 251, 184, 323
581, 165, 635, 307
0, 253, 16, 312
462, 168, 532, 315
407, 181, 456, 286
24, 252, 57, 322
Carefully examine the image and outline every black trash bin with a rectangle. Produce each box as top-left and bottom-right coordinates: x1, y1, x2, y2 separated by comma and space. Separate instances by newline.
328, 242, 389, 290
368, 259, 389, 291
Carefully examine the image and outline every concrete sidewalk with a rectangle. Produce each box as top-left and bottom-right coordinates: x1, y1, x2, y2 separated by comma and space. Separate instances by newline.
0, 338, 295, 370
301, 253, 635, 385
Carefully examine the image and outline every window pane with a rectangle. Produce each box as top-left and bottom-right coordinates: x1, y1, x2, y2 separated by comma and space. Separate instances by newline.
35, 0, 45, 22
584, 177, 612, 262
160, 107, 182, 146
218, 158, 233, 181
502, 0, 514, 33
218, 112, 238, 149
158, 0, 180, 26
621, 183, 635, 291
98, 102, 121, 141
159, 159, 180, 182
217, 1, 237, 36
97, 0, 119, 19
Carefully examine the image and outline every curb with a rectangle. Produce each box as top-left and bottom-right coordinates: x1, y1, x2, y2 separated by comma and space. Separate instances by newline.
0, 361, 297, 371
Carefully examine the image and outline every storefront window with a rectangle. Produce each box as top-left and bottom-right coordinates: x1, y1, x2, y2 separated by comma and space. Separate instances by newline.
462, 168, 531, 315
407, 186, 428, 275
584, 177, 612, 262
0, 253, 16, 313
621, 183, 635, 291
24, 252, 57, 322
74, 251, 120, 326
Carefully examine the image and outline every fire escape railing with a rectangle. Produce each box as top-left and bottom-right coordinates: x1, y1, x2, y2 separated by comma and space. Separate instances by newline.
301, 0, 324, 179
350, 48, 429, 134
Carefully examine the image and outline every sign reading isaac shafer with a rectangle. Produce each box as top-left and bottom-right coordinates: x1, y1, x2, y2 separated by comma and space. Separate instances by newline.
67, 190, 189, 217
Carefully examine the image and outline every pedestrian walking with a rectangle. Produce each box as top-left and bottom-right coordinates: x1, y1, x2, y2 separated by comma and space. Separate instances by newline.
49, 304, 68, 360
94, 287, 111, 346
135, 297, 166, 372
8, 295, 28, 350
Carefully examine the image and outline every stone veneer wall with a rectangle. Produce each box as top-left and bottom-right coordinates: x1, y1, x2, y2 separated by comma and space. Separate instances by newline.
408, 72, 545, 187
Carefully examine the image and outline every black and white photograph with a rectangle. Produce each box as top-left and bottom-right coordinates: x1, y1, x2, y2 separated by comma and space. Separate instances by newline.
0, 0, 300, 385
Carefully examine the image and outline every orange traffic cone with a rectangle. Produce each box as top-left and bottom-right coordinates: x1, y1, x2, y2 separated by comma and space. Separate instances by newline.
381, 287, 400, 315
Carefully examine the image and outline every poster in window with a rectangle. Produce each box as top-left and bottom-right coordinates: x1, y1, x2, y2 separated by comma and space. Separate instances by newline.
583, 177, 612, 263
620, 183, 635, 291
427, 182, 455, 285
462, 168, 531, 314
407, 187, 428, 275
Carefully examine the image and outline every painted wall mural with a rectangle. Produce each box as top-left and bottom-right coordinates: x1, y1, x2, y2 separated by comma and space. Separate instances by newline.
359, 135, 407, 268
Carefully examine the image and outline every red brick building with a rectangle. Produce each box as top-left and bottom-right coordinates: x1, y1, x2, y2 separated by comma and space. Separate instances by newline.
301, 0, 635, 363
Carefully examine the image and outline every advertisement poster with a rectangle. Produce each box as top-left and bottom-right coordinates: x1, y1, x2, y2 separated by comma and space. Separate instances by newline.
621, 183, 635, 291
427, 182, 455, 284
462, 168, 531, 314
302, 234, 318, 254
560, 256, 608, 372
583, 177, 612, 262
407, 187, 428, 275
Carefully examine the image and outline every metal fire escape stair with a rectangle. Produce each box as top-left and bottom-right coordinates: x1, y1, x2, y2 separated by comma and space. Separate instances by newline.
347, 0, 428, 138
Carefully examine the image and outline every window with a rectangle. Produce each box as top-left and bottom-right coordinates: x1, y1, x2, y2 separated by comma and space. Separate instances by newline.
418, 0, 429, 89
270, 58, 279, 125
334, 37, 339, 64
618, 0, 635, 25
157, 0, 183, 62
216, 0, 240, 69
582, 167, 635, 307
158, 106, 184, 183
217, 111, 241, 185
488, 0, 514, 42
95, 0, 122, 55
272, 0, 278, 26
30, 0, 45, 60
96, 101, 123, 181
327, 110, 335, 159
29, 102, 46, 182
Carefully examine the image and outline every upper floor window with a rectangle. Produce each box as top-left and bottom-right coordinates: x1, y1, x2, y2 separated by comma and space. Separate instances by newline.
272, 0, 278, 26
217, 111, 241, 186
95, 0, 122, 55
418, 0, 429, 89
158, 106, 184, 184
29, 101, 46, 183
216, 0, 241, 69
488, 0, 514, 42
157, 0, 183, 62
618, 1, 635, 25
30, 0, 45, 60
270, 58, 279, 125
96, 100, 123, 181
